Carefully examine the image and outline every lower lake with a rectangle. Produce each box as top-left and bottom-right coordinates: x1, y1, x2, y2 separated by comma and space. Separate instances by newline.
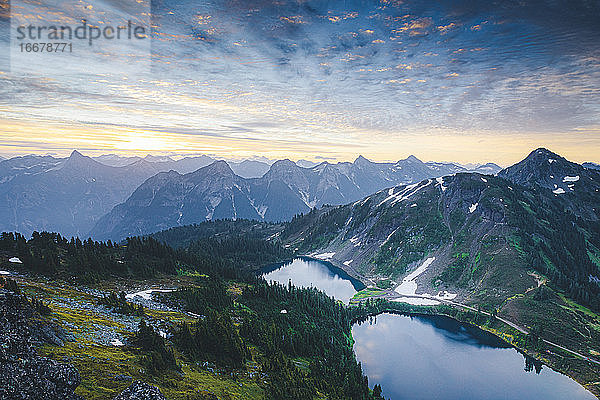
262, 258, 595, 400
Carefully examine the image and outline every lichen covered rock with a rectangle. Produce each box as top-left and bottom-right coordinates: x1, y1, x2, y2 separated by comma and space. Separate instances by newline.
113, 381, 167, 400
0, 289, 82, 400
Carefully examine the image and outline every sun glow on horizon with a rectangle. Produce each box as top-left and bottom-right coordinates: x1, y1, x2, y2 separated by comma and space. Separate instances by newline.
1, 0, 599, 165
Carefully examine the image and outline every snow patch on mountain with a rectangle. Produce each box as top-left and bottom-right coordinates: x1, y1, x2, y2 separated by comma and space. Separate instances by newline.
314, 252, 335, 259
435, 177, 446, 192
392, 297, 440, 305
394, 257, 435, 296
381, 228, 399, 247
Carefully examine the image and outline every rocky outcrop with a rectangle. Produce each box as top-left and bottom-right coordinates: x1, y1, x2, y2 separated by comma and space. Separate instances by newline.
499, 148, 600, 220
113, 381, 167, 400
0, 289, 82, 400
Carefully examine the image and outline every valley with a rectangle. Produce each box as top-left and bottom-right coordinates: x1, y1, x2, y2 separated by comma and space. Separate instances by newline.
1, 147, 600, 399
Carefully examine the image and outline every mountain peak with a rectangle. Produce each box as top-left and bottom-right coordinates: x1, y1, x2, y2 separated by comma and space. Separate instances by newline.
354, 155, 372, 165
203, 160, 234, 175
533, 147, 557, 155
526, 148, 562, 161
64, 150, 100, 168
406, 155, 421, 163
69, 150, 85, 159
504, 148, 570, 172
269, 159, 298, 169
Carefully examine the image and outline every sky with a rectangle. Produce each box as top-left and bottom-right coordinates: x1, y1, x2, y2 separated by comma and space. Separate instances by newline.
0, 0, 599, 166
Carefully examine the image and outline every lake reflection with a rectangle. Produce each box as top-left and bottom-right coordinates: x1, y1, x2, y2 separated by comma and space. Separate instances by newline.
352, 313, 595, 400
263, 258, 594, 400
261, 257, 362, 303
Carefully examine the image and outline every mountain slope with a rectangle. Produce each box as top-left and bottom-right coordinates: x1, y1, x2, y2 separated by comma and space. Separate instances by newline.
0, 151, 161, 238
283, 164, 600, 311
498, 148, 600, 220
91, 155, 500, 240
283, 174, 532, 301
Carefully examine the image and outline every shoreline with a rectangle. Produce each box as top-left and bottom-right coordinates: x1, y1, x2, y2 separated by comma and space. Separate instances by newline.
351, 305, 599, 399
300, 254, 600, 399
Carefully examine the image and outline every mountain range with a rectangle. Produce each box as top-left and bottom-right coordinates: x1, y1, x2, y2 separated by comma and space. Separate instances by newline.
281, 148, 600, 309
89, 155, 502, 240
0, 151, 159, 238
5, 148, 597, 243
0, 152, 272, 238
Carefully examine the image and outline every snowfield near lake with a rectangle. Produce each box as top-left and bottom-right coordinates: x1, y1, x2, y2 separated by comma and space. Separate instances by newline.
435, 291, 458, 300
393, 258, 459, 305
469, 203, 478, 213
9, 257, 22, 263
314, 252, 336, 260
392, 297, 440, 306
110, 338, 124, 346
553, 188, 566, 194
395, 257, 435, 296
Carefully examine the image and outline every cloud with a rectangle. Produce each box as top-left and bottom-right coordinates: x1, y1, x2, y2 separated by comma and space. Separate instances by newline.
1, 0, 599, 163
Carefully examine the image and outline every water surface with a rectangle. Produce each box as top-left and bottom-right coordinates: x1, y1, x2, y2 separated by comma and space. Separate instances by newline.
262, 257, 364, 303
353, 313, 595, 400
262, 258, 595, 400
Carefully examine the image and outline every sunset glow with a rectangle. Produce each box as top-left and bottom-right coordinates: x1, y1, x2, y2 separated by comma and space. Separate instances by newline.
1, 0, 599, 165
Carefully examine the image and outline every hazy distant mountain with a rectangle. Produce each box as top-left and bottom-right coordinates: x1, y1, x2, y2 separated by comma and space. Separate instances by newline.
93, 154, 144, 167
0, 151, 161, 238
91, 154, 503, 240
583, 162, 600, 171
473, 162, 502, 174
451, 162, 502, 175
93, 154, 216, 173
228, 160, 271, 178
0, 155, 66, 185
296, 159, 319, 168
